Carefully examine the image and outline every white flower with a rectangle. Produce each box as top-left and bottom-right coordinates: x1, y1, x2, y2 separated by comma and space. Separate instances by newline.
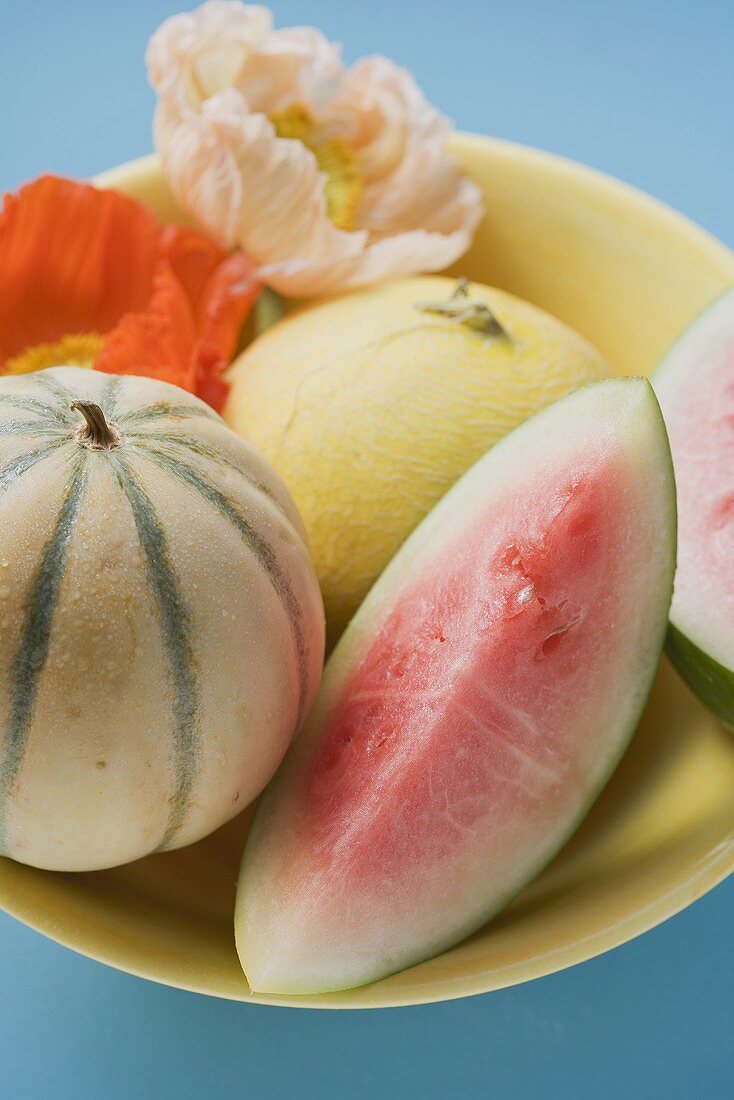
147, 1, 483, 296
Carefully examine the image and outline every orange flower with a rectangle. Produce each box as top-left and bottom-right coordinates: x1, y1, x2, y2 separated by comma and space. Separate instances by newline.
0, 175, 260, 411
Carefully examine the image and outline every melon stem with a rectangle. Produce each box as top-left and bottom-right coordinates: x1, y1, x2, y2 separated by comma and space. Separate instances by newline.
414, 279, 508, 338
70, 401, 120, 450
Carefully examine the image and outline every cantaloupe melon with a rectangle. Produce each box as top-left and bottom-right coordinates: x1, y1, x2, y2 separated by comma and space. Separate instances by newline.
0, 367, 324, 871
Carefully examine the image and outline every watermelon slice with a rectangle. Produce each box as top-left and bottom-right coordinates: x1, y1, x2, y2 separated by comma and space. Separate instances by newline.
236, 379, 676, 995
654, 286, 734, 726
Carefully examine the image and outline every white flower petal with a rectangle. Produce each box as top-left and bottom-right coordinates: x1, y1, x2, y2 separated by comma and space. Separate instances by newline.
154, 89, 366, 267
147, 2, 273, 110
259, 220, 477, 297
148, 2, 483, 298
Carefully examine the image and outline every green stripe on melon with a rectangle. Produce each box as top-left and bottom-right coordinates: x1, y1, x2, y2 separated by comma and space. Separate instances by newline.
113, 459, 200, 850
653, 285, 734, 727
0, 367, 324, 871
0, 439, 68, 490
0, 457, 89, 849
126, 432, 290, 519
0, 420, 65, 440
33, 371, 79, 406
133, 446, 312, 724
236, 378, 676, 995
120, 401, 219, 427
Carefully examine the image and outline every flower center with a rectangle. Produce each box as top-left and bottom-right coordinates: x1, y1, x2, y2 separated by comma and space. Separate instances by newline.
5, 333, 105, 375
271, 105, 363, 232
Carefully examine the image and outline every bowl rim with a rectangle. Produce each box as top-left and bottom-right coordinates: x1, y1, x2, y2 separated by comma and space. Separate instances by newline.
2, 133, 734, 1009
94, 132, 734, 275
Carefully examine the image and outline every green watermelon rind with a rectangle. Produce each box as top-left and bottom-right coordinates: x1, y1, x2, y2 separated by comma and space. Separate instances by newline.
238, 378, 678, 995
652, 283, 734, 728
666, 623, 734, 730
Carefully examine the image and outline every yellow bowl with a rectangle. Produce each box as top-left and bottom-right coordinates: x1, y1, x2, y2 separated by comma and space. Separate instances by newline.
2, 136, 734, 1008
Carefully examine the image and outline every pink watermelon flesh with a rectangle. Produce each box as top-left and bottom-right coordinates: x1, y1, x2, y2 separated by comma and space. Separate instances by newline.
654, 286, 734, 723
237, 379, 676, 995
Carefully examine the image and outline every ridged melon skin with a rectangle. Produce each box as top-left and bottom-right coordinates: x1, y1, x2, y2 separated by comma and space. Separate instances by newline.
653, 285, 734, 727
236, 379, 676, 996
0, 368, 324, 871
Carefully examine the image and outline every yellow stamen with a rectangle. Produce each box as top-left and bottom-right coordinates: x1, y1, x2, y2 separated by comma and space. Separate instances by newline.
5, 333, 105, 375
271, 105, 363, 232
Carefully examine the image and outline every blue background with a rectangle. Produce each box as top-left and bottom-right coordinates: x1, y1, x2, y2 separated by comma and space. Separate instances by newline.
1, 1, 733, 1096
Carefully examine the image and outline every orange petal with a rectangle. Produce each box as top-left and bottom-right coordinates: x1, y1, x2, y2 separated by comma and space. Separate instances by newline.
160, 223, 227, 313
163, 226, 259, 350
198, 249, 260, 350
162, 228, 260, 409
192, 253, 260, 411
95, 261, 199, 391
159, 226, 261, 409
0, 176, 161, 363
192, 342, 232, 413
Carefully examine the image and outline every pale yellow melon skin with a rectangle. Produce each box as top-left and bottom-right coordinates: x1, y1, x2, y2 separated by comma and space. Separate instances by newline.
0, 368, 324, 872
224, 276, 609, 647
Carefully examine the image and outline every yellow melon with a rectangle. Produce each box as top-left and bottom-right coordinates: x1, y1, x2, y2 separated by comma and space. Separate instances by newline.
224, 276, 609, 647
